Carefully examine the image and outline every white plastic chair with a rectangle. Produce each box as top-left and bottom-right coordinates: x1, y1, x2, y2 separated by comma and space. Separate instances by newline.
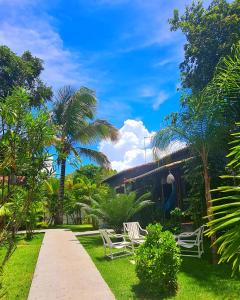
99, 229, 133, 259
123, 222, 147, 248
176, 226, 204, 258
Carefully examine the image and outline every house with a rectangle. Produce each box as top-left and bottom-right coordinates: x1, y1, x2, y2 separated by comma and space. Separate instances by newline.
103, 147, 192, 224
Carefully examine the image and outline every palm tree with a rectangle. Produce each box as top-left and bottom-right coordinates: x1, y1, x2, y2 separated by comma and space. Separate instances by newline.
52, 86, 118, 224
152, 91, 228, 263
81, 191, 153, 233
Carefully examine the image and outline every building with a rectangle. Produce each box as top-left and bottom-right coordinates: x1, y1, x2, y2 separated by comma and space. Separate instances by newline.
103, 147, 192, 224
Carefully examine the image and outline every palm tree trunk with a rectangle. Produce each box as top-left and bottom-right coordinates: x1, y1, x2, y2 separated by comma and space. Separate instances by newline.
201, 147, 218, 264
56, 158, 66, 225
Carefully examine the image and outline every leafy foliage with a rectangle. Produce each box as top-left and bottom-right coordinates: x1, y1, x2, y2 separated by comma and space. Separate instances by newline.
169, 0, 240, 91
206, 125, 240, 275
136, 223, 181, 297
0, 46, 52, 105
82, 191, 153, 232
0, 87, 54, 292
73, 164, 116, 184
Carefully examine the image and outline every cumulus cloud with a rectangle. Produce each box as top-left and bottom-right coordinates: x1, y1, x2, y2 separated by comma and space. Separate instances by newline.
99, 119, 154, 171
99, 119, 186, 172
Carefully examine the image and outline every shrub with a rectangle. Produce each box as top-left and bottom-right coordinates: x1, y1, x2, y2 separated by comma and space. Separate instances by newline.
136, 223, 181, 297
81, 191, 153, 233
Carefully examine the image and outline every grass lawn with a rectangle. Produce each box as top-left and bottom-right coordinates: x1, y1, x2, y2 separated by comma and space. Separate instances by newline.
79, 235, 240, 300
49, 223, 93, 232
0, 234, 43, 300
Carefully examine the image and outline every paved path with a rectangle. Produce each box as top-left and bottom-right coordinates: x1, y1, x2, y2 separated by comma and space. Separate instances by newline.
28, 229, 115, 300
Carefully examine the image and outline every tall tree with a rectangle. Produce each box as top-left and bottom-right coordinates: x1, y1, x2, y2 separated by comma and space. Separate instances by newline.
0, 88, 54, 292
152, 91, 229, 263
52, 86, 118, 224
169, 0, 240, 91
0, 46, 52, 106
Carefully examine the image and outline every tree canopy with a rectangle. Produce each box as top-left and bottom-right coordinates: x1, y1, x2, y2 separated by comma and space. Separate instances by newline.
0, 46, 52, 106
169, 0, 240, 91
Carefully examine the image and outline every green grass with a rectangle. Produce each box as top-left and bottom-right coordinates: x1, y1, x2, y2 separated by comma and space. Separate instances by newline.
0, 234, 43, 300
49, 223, 93, 232
78, 235, 240, 300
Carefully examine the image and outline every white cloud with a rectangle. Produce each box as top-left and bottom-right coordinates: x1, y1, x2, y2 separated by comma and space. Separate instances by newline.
99, 119, 186, 172
154, 140, 187, 159
152, 91, 169, 110
138, 86, 170, 110
0, 21, 93, 89
139, 86, 156, 98
99, 119, 154, 171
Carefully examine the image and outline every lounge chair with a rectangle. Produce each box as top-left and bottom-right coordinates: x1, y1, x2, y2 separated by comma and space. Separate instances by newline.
176, 226, 204, 258
123, 222, 147, 248
99, 229, 133, 259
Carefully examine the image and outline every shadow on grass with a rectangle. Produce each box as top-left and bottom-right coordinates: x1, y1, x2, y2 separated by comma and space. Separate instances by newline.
79, 236, 240, 300
80, 235, 102, 247
132, 283, 177, 300
176, 239, 240, 299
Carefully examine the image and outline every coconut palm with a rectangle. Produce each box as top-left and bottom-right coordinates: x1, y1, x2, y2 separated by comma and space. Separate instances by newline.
52, 86, 118, 224
81, 191, 153, 233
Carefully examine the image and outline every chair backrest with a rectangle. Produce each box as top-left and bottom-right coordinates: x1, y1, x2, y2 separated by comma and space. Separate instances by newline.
99, 229, 112, 246
123, 222, 141, 240
195, 226, 204, 244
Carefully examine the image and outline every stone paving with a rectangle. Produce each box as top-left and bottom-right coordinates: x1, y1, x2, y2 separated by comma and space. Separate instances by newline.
28, 229, 115, 300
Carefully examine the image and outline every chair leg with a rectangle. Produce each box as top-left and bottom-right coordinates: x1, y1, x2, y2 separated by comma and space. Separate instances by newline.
198, 244, 201, 258
110, 247, 113, 259
131, 242, 135, 253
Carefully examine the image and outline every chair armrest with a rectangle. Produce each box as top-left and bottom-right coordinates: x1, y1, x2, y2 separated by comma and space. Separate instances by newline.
178, 231, 197, 238
109, 232, 127, 242
139, 228, 148, 235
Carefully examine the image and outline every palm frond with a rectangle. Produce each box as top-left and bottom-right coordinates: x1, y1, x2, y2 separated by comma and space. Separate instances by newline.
53, 85, 97, 136
73, 119, 119, 144
77, 147, 110, 168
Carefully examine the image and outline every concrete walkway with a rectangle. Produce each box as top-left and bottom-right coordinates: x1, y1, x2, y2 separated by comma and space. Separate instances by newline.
28, 229, 115, 300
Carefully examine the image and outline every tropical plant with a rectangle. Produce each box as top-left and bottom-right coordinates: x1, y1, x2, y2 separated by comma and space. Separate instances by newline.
44, 177, 60, 224
136, 223, 181, 297
82, 191, 153, 233
0, 87, 54, 293
211, 42, 240, 121
183, 157, 205, 227
152, 90, 229, 262
206, 125, 240, 275
73, 164, 116, 184
52, 86, 118, 224
169, 0, 240, 91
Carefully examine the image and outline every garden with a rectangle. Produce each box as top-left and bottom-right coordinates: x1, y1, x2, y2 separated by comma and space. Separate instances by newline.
1, 0, 240, 299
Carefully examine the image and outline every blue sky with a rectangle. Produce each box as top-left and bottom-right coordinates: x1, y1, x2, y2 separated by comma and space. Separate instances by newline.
0, 0, 207, 172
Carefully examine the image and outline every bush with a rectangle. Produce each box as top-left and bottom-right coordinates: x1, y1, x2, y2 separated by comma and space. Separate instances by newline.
136, 223, 181, 297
